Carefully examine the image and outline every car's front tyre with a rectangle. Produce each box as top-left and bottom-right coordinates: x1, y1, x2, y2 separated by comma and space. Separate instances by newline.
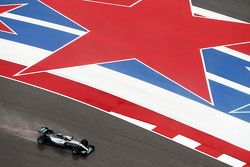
72, 146, 80, 155
37, 136, 45, 144
80, 139, 88, 146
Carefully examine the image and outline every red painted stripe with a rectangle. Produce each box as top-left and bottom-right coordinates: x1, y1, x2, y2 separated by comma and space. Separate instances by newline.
196, 145, 221, 158
0, 21, 14, 34
83, 0, 139, 6
153, 127, 178, 139
107, 99, 250, 164
0, 5, 22, 33
228, 43, 250, 56
1, 60, 249, 164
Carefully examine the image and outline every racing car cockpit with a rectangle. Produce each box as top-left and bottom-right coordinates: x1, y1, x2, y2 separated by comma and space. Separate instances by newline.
64, 136, 73, 141
55, 133, 64, 139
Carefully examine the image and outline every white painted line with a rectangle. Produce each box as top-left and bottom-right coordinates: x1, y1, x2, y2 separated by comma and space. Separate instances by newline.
82, 0, 142, 8
130, 0, 142, 7
190, 5, 248, 24
206, 72, 250, 95
214, 46, 250, 62
172, 135, 200, 149
1, 74, 242, 167
246, 67, 250, 72
0, 3, 27, 11
0, 3, 27, 35
230, 104, 250, 114
0, 38, 51, 66
37, 0, 89, 32
0, 12, 87, 36
199, 50, 214, 106
109, 112, 156, 130
0, 20, 16, 34
217, 154, 246, 167
136, 58, 214, 105
49, 65, 250, 151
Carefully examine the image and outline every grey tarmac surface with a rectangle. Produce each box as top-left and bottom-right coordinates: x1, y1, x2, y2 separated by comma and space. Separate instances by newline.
0, 78, 230, 167
192, 0, 250, 22
0, 1, 249, 167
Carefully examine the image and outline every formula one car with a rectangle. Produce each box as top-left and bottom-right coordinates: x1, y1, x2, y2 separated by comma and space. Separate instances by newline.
37, 127, 95, 156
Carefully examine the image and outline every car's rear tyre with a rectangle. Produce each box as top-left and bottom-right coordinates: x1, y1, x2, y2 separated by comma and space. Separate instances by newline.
80, 139, 88, 146
37, 136, 45, 144
46, 129, 54, 134
72, 146, 80, 155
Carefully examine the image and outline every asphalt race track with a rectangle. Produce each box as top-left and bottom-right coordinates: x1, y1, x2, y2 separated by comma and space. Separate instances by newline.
0, 1, 249, 167
192, 0, 250, 23
0, 77, 229, 167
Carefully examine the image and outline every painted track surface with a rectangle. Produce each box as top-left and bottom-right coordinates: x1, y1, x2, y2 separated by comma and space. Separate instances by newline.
192, 0, 250, 22
0, 77, 229, 167
0, 0, 249, 167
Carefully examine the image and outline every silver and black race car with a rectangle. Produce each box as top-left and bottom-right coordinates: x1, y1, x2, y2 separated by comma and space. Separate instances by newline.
37, 127, 95, 156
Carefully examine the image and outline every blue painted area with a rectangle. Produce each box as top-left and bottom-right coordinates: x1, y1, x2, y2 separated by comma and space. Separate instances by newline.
100, 59, 211, 106
202, 48, 250, 123
246, 67, 250, 71
231, 104, 250, 113
0, 0, 86, 31
202, 48, 250, 87
0, 0, 30, 3
234, 105, 250, 112
209, 80, 250, 122
100, 48, 250, 123
2, 0, 248, 123
231, 110, 250, 122
0, 16, 78, 51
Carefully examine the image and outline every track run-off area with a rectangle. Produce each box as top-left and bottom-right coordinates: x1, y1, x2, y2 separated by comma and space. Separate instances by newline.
0, 0, 250, 166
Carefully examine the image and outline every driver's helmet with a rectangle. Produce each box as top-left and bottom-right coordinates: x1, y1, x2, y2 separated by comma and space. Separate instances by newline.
57, 133, 63, 138
65, 136, 73, 141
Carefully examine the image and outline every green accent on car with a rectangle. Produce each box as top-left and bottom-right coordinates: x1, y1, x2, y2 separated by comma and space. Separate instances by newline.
40, 127, 47, 133
87, 147, 93, 154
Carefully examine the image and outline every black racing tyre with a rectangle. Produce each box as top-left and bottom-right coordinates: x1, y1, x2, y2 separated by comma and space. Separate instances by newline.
37, 136, 45, 144
82, 150, 88, 157
72, 146, 80, 155
46, 129, 54, 134
64, 142, 70, 147
80, 139, 88, 146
